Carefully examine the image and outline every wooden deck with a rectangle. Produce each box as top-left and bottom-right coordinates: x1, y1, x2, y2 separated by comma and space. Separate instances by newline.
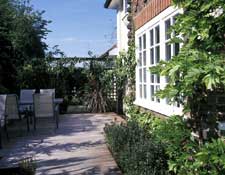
0, 113, 123, 175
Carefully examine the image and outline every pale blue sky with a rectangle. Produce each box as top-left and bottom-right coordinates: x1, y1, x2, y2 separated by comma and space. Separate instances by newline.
30, 0, 116, 57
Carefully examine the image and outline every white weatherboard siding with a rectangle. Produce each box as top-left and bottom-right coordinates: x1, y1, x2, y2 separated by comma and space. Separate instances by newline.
134, 6, 183, 116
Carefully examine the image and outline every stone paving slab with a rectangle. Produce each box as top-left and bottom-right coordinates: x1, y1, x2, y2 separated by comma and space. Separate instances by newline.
0, 113, 123, 175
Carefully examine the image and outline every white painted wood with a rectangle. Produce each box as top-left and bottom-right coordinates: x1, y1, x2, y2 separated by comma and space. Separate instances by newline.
135, 6, 183, 116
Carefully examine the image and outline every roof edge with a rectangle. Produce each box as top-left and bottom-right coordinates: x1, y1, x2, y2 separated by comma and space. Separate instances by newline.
104, 0, 112, 8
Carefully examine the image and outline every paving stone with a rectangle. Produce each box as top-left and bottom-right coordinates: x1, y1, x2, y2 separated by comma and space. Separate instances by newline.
0, 113, 123, 175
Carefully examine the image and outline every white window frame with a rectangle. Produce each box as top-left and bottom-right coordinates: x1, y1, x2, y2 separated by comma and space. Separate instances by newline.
138, 34, 147, 99
149, 25, 161, 103
164, 14, 181, 107
135, 6, 183, 116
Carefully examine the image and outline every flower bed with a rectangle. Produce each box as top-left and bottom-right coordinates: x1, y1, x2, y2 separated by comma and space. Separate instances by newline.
104, 106, 225, 175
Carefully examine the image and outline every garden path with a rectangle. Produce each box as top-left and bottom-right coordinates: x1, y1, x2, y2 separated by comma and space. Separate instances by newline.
0, 113, 123, 175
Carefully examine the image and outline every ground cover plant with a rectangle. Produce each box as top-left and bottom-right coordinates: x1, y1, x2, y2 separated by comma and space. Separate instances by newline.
105, 106, 225, 175
104, 120, 168, 175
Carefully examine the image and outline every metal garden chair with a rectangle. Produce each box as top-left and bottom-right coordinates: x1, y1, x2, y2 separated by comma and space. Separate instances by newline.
4, 94, 29, 140
33, 93, 59, 130
40, 89, 55, 97
0, 95, 7, 148
19, 89, 35, 112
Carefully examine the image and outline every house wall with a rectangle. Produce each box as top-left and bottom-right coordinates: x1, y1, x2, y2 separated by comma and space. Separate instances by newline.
133, 2, 183, 116
117, 0, 129, 52
133, 0, 172, 30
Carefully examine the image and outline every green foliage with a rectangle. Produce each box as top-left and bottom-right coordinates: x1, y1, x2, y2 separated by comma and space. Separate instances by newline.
150, 0, 225, 140
0, 0, 50, 93
19, 157, 36, 175
84, 59, 116, 112
107, 106, 225, 174
151, 116, 198, 174
125, 108, 225, 174
172, 139, 225, 175
18, 58, 52, 90
104, 120, 168, 175
151, 0, 225, 103
111, 43, 136, 109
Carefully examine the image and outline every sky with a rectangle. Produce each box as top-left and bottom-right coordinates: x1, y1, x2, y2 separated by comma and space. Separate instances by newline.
30, 0, 116, 57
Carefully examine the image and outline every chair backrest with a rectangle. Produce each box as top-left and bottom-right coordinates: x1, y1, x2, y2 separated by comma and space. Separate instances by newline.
0, 95, 7, 125
5, 94, 20, 120
20, 89, 35, 103
40, 89, 55, 98
33, 93, 54, 118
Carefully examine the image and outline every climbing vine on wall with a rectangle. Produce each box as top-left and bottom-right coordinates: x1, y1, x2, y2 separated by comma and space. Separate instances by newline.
112, 42, 136, 108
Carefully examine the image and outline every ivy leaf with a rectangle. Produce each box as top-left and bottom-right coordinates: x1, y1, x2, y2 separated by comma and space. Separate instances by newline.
202, 74, 215, 90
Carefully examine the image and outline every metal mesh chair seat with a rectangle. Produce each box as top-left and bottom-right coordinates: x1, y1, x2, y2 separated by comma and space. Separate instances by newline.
33, 93, 59, 129
19, 89, 35, 113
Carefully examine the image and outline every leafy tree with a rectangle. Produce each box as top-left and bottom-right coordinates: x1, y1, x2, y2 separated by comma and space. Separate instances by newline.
151, 0, 225, 140
0, 0, 50, 93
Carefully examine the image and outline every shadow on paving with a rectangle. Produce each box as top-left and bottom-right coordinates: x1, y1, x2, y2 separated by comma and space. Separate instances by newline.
0, 113, 122, 175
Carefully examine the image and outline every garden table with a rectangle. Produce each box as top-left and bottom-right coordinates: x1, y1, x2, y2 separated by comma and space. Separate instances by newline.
19, 98, 63, 130
0, 98, 62, 149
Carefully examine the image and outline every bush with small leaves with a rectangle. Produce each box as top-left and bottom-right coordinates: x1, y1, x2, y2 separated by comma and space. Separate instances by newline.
104, 120, 168, 175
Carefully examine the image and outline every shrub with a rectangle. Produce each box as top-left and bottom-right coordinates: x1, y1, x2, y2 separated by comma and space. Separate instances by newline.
119, 138, 168, 175
151, 116, 194, 158
109, 107, 225, 175
104, 122, 128, 154
104, 120, 168, 175
176, 139, 225, 175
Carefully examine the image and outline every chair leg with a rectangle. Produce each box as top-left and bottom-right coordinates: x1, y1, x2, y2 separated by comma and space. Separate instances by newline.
30, 112, 33, 125
33, 115, 36, 131
4, 122, 9, 141
4, 115, 9, 141
54, 109, 59, 129
0, 120, 2, 149
26, 111, 30, 132
56, 113, 59, 129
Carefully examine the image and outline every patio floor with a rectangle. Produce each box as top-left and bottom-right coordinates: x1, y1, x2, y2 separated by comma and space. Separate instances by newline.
0, 113, 123, 175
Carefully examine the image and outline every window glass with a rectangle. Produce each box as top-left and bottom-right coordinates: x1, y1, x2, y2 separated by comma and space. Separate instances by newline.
156, 74, 160, 83
143, 34, 146, 49
151, 85, 155, 101
150, 48, 154, 65
174, 43, 180, 56
139, 53, 142, 66
144, 85, 147, 99
155, 26, 160, 44
140, 85, 142, 98
155, 46, 160, 63
139, 37, 142, 51
165, 19, 171, 40
143, 68, 146, 83
150, 29, 154, 46
139, 69, 142, 82
166, 43, 171, 61
143, 51, 146, 66
151, 74, 154, 83
156, 85, 160, 103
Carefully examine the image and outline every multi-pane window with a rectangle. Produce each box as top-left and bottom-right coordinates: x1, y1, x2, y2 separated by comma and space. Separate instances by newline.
149, 25, 160, 102
165, 14, 181, 106
138, 34, 147, 99
165, 15, 180, 61
165, 15, 180, 80
136, 12, 182, 110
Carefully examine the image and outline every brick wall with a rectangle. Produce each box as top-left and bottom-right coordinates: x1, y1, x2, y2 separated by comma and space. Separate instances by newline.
133, 0, 172, 30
